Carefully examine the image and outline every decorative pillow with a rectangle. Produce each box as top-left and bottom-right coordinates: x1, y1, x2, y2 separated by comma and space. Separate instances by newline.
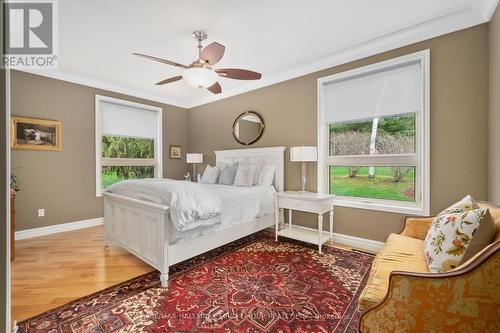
200, 165, 219, 184
253, 163, 264, 185
233, 163, 257, 187
423, 196, 495, 272
217, 163, 238, 185
258, 164, 276, 186
440, 195, 480, 215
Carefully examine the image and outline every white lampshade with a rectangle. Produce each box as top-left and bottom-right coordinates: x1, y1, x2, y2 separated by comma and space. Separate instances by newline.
182, 67, 218, 88
290, 146, 317, 162
186, 153, 203, 164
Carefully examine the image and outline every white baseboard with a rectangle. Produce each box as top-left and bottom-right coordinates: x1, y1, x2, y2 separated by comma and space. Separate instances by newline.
15, 217, 104, 241
276, 223, 385, 253
332, 232, 385, 253
14, 217, 386, 252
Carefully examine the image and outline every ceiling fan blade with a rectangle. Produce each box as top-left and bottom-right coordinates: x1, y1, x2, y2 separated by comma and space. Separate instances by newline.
207, 81, 222, 94
132, 52, 188, 69
200, 42, 225, 65
155, 76, 182, 85
216, 68, 262, 80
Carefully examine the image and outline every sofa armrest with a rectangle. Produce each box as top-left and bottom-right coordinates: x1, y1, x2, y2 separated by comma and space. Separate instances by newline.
399, 216, 434, 240
359, 241, 500, 333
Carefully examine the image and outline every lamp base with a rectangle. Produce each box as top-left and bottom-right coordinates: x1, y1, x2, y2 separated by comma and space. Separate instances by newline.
301, 161, 307, 192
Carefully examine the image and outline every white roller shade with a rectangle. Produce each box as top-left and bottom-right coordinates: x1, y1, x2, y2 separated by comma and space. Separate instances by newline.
324, 61, 422, 123
100, 101, 159, 139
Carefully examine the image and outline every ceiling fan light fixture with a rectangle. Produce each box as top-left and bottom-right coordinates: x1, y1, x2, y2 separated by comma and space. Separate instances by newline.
182, 67, 218, 89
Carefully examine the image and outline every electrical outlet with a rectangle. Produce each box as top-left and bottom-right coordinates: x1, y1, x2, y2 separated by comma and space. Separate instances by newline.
37, 208, 45, 217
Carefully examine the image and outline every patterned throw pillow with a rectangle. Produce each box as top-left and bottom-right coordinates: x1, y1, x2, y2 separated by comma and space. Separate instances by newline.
423, 196, 495, 272
233, 163, 257, 187
440, 195, 480, 214
200, 165, 219, 184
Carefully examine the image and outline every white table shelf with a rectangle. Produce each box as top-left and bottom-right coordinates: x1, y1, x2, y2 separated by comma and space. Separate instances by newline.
277, 225, 331, 245
275, 191, 335, 253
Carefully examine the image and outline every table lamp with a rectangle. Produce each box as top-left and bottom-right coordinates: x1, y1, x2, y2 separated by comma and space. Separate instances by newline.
290, 146, 317, 192
186, 153, 203, 182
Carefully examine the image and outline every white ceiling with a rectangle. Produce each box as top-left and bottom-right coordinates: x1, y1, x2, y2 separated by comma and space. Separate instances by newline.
25, 0, 498, 108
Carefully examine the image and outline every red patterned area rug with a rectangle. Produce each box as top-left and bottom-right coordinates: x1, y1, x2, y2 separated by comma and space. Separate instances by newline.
18, 232, 374, 333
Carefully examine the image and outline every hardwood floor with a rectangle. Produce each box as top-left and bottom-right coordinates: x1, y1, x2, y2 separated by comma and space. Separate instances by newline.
11, 226, 154, 322
11, 225, 373, 322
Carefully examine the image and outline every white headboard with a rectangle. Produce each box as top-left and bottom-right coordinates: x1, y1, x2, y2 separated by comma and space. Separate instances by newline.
214, 147, 286, 192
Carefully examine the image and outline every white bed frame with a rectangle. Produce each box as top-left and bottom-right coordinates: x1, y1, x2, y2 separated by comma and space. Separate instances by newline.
103, 146, 285, 286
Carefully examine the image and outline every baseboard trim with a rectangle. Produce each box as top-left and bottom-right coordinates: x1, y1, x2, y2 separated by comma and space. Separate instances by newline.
332, 232, 385, 253
14, 217, 386, 252
15, 217, 104, 241
276, 223, 385, 253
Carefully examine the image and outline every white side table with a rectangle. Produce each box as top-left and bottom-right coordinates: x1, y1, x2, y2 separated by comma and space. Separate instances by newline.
275, 191, 335, 253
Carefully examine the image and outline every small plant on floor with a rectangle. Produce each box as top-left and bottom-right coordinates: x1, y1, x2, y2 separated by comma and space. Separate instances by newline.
10, 173, 20, 192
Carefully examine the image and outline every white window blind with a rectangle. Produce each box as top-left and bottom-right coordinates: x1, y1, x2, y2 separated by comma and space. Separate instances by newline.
100, 101, 159, 139
324, 61, 422, 123
95, 95, 162, 196
317, 50, 430, 215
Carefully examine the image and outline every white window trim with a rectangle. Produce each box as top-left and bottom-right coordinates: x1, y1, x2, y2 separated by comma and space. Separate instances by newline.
95, 95, 162, 197
317, 50, 430, 215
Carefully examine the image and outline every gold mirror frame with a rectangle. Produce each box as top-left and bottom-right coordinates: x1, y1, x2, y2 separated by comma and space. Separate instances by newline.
232, 111, 265, 146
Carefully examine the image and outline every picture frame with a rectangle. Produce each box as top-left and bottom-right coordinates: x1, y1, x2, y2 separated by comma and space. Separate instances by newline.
11, 116, 62, 151
169, 145, 182, 159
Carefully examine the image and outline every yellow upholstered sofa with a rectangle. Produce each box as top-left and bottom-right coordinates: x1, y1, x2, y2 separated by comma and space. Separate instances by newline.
359, 201, 500, 333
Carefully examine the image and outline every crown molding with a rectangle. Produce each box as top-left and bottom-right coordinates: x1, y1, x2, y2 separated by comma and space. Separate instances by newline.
187, 2, 497, 108
15, 68, 192, 109
14, 1, 499, 110
473, 0, 500, 20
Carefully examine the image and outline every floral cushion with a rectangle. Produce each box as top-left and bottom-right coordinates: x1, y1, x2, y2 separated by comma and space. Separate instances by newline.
440, 195, 480, 214
423, 196, 495, 273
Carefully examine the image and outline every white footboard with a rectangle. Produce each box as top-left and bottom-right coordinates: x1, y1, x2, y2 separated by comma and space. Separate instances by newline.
103, 192, 171, 286
103, 191, 281, 287
103, 147, 286, 288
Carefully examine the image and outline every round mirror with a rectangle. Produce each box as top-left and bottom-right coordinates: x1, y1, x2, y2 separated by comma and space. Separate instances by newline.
232, 111, 265, 145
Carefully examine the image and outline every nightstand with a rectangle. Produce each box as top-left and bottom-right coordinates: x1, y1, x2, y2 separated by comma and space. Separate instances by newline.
274, 191, 334, 253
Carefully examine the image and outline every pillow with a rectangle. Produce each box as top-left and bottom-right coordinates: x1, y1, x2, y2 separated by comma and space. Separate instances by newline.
200, 165, 219, 184
436, 195, 494, 262
423, 196, 496, 272
233, 163, 257, 187
258, 164, 276, 186
253, 163, 264, 185
440, 195, 480, 214
218, 163, 238, 185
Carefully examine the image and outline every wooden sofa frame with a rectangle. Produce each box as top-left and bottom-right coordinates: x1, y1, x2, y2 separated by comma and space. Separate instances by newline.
359, 201, 500, 333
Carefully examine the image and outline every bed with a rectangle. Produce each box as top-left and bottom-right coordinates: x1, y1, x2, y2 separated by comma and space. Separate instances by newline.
102, 146, 285, 286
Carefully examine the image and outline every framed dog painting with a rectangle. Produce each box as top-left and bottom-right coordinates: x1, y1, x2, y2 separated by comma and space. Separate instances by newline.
11, 116, 62, 151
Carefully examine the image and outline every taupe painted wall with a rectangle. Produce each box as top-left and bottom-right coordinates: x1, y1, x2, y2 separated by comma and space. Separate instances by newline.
189, 25, 490, 242
11, 71, 189, 231
8, 24, 491, 240
490, 9, 500, 205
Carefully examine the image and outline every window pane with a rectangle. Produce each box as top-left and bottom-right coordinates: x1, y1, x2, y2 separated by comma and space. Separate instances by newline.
102, 166, 154, 188
330, 166, 416, 202
101, 135, 154, 159
329, 114, 416, 156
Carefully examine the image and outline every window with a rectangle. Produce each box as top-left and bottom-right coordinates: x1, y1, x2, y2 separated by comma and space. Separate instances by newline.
317, 50, 429, 215
95, 95, 162, 196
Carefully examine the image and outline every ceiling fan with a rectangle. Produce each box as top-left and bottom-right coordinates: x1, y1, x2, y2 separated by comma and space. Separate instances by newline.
133, 31, 262, 94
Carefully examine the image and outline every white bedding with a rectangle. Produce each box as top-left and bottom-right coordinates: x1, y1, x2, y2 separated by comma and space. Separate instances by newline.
105, 179, 276, 242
